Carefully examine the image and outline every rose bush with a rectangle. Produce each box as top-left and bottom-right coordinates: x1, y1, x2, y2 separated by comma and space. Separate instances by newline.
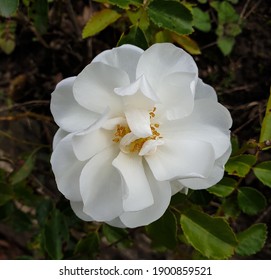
50, 43, 232, 228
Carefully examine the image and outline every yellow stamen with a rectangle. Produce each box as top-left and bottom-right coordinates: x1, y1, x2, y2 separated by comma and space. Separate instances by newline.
112, 107, 162, 154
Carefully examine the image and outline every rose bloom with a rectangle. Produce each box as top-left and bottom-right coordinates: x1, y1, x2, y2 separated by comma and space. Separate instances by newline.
50, 43, 232, 228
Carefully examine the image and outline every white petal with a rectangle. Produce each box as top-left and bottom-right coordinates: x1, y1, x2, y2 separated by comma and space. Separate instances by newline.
92, 44, 143, 81
188, 98, 232, 129
120, 132, 138, 148
72, 128, 112, 161
52, 128, 69, 150
120, 163, 171, 228
139, 139, 164, 156
124, 107, 152, 137
145, 139, 215, 181
170, 180, 188, 195
157, 72, 196, 120
70, 201, 93, 221
195, 78, 218, 101
112, 152, 154, 212
73, 62, 129, 115
136, 43, 198, 92
51, 77, 100, 132
114, 75, 159, 110
161, 122, 231, 159
72, 111, 113, 161
179, 146, 232, 189
102, 117, 126, 130
161, 98, 232, 136
50, 134, 85, 201
106, 217, 126, 228
80, 147, 123, 221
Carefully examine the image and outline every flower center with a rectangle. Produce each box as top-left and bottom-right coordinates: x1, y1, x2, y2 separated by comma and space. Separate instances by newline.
112, 107, 162, 154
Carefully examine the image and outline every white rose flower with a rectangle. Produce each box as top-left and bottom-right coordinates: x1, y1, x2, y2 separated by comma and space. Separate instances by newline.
50, 43, 232, 228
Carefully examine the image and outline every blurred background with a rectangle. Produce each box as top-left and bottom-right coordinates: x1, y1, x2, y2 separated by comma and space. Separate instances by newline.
0, 0, 271, 259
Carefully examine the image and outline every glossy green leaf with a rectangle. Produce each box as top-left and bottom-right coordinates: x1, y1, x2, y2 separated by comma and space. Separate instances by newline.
43, 209, 69, 259
237, 187, 266, 215
94, 0, 143, 9
225, 154, 256, 177
208, 177, 236, 197
192, 7, 211, 32
0, 0, 19, 17
28, 0, 48, 34
181, 209, 237, 259
253, 161, 271, 188
74, 232, 99, 259
236, 224, 267, 256
0, 21, 16, 55
148, 0, 193, 35
10, 152, 36, 185
118, 26, 148, 50
82, 9, 121, 39
146, 209, 177, 250
259, 88, 271, 144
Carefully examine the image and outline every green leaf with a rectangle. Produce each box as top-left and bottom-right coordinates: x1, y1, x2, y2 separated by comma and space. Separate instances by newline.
225, 22, 242, 37
10, 152, 36, 185
181, 209, 237, 259
0, 0, 19, 17
82, 9, 121, 39
189, 190, 212, 206
236, 224, 267, 256
94, 0, 143, 9
36, 199, 53, 227
146, 209, 177, 250
259, 88, 271, 144
222, 196, 240, 218
103, 224, 130, 248
0, 184, 12, 205
118, 25, 148, 49
28, 0, 48, 34
211, 1, 239, 23
208, 177, 236, 197
192, 7, 211, 32
43, 209, 69, 259
171, 33, 201, 55
148, 0, 193, 35
225, 154, 257, 177
74, 232, 100, 259
127, 7, 150, 30
237, 187, 266, 215
155, 30, 172, 43
0, 21, 16, 55
253, 161, 271, 188
231, 135, 239, 155
217, 36, 235, 55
